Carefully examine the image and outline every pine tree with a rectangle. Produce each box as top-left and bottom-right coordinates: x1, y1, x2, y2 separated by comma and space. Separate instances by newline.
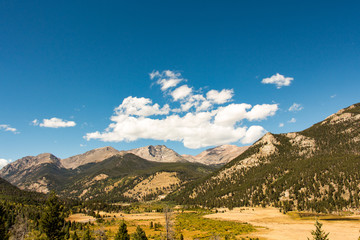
114, 221, 130, 240
82, 228, 93, 240
72, 231, 80, 240
39, 191, 65, 240
0, 204, 8, 240
308, 220, 330, 240
132, 226, 147, 240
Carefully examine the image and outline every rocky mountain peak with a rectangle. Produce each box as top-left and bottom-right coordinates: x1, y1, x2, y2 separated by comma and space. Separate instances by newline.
127, 145, 186, 163
0, 153, 62, 177
61, 146, 120, 169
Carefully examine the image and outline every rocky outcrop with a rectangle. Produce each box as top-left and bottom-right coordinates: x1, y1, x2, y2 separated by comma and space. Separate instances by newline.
126, 145, 186, 163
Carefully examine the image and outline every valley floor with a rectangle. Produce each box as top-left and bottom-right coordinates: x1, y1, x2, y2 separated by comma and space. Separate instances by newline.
204, 207, 360, 240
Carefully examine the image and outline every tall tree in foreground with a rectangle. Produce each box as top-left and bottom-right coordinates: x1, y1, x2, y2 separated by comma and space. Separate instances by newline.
114, 221, 130, 240
308, 220, 330, 240
132, 225, 147, 240
164, 207, 174, 240
39, 191, 65, 240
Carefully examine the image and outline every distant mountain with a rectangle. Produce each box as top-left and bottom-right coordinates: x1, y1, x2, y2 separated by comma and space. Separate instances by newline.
60, 153, 215, 201
0, 150, 216, 202
126, 145, 186, 163
61, 146, 120, 169
170, 103, 360, 213
0, 153, 68, 193
182, 145, 249, 165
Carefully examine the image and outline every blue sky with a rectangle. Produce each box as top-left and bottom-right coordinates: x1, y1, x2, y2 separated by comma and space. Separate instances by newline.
1, 0, 359, 166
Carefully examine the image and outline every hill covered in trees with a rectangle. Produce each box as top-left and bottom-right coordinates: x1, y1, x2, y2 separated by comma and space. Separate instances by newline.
169, 103, 360, 213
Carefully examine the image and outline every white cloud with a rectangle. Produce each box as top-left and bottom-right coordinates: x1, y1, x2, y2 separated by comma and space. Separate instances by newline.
151, 70, 184, 91
331, 94, 336, 98
261, 73, 294, 89
241, 126, 267, 144
85, 70, 279, 148
115, 96, 170, 117
288, 118, 296, 123
245, 104, 279, 121
279, 123, 284, 127
206, 89, 233, 104
34, 118, 76, 128
0, 124, 19, 134
289, 103, 303, 112
171, 85, 192, 101
0, 158, 11, 169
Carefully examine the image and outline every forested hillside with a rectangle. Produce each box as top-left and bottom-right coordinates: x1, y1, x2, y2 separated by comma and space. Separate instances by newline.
169, 103, 360, 213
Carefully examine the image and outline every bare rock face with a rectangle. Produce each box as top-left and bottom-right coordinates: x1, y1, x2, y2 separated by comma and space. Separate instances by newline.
126, 145, 186, 163
183, 145, 249, 165
61, 146, 120, 169
0, 153, 61, 178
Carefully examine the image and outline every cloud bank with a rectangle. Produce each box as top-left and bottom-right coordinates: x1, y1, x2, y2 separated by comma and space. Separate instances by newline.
85, 70, 279, 149
33, 118, 76, 128
262, 73, 294, 89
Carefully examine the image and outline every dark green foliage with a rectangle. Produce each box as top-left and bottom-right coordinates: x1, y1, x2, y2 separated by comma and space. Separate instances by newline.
308, 220, 330, 240
0, 204, 8, 240
0, 177, 46, 204
114, 222, 130, 240
72, 231, 80, 240
82, 228, 93, 240
40, 191, 65, 240
132, 225, 148, 240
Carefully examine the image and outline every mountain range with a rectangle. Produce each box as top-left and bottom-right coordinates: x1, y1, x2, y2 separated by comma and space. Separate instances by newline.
1, 102, 359, 212
0, 143, 246, 201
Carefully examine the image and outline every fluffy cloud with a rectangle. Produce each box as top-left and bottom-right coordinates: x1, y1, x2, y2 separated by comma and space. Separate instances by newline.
261, 73, 294, 89
206, 89, 233, 104
150, 70, 184, 91
279, 123, 284, 127
171, 85, 192, 101
0, 124, 18, 134
33, 118, 76, 128
0, 158, 11, 169
85, 71, 279, 148
289, 103, 303, 112
115, 97, 170, 116
241, 126, 267, 144
288, 118, 296, 123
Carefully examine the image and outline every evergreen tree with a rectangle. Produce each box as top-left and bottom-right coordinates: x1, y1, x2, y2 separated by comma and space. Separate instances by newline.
82, 228, 93, 240
0, 204, 8, 240
39, 191, 65, 240
72, 231, 80, 240
308, 220, 330, 240
132, 226, 147, 240
114, 221, 130, 240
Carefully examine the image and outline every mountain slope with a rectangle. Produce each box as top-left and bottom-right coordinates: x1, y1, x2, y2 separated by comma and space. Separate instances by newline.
60, 153, 216, 201
0, 153, 70, 193
170, 103, 360, 213
0, 177, 46, 203
61, 146, 120, 169
183, 145, 249, 165
126, 145, 186, 163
